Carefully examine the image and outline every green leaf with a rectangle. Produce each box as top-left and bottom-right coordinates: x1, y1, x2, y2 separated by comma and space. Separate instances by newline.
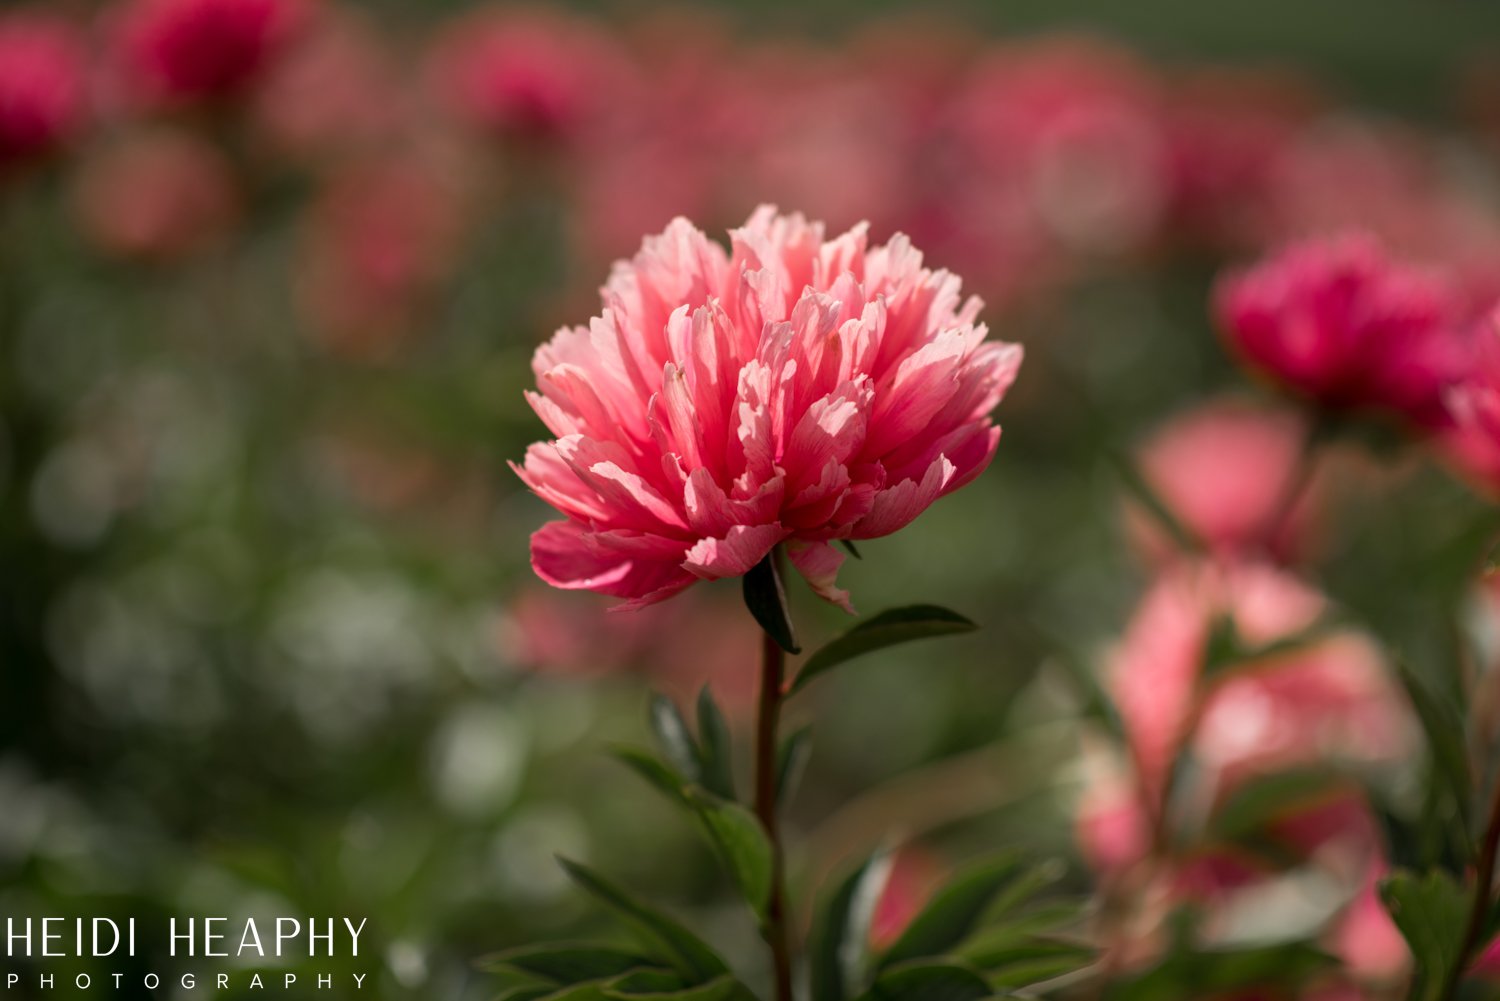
494, 988, 555, 1001
612, 747, 691, 805
743, 554, 799, 654
650, 695, 702, 784
1207, 769, 1349, 846
790, 606, 977, 695
968, 937, 1095, 989
810, 850, 894, 1001
604, 973, 754, 1000
858, 961, 992, 1001
601, 971, 684, 995
480, 943, 664, 984
880, 854, 1023, 969
1379, 868, 1469, 1001
695, 687, 736, 800
534, 986, 610, 1001
683, 789, 773, 922
981, 859, 1066, 925
776, 725, 812, 806
1392, 658, 1473, 836
1105, 941, 1337, 1001
557, 859, 729, 984
838, 539, 863, 560
607, 750, 770, 921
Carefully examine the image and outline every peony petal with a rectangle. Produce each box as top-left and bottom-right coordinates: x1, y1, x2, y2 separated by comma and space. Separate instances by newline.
786, 540, 854, 613
531, 520, 694, 601
852, 455, 956, 540
681, 523, 787, 580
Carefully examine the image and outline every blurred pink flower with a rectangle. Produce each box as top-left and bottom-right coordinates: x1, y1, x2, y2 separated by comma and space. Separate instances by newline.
870, 847, 944, 950
297, 145, 473, 359
71, 128, 239, 260
514, 207, 1023, 610
1216, 233, 1467, 429
424, 5, 633, 145
110, 0, 310, 106
1126, 399, 1320, 565
249, 9, 406, 165
1109, 562, 1410, 808
1443, 315, 1500, 497
0, 11, 88, 168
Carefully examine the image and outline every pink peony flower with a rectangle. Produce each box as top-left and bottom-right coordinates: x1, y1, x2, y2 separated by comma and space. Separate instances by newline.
0, 11, 88, 168
1443, 316, 1500, 497
1216, 233, 1467, 429
514, 207, 1022, 611
110, 0, 310, 106
1125, 399, 1321, 565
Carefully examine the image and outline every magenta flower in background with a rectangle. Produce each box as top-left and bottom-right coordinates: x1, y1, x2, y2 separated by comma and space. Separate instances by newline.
1215, 233, 1467, 429
111, 0, 310, 106
514, 206, 1023, 611
0, 11, 87, 168
1443, 315, 1500, 497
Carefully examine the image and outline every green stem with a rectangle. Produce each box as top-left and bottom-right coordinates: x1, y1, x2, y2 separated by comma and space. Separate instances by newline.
755, 573, 794, 1001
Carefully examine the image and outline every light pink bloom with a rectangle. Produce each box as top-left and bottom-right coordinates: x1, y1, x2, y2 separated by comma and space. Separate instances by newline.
0, 11, 88, 168
1216, 233, 1467, 429
514, 207, 1022, 610
1126, 399, 1320, 565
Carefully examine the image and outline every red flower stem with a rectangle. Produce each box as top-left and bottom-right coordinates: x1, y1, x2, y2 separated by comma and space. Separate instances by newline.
754, 570, 794, 1001
1450, 778, 1500, 999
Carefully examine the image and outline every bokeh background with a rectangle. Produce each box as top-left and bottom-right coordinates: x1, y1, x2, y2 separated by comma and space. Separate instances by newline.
5, 1, 1500, 998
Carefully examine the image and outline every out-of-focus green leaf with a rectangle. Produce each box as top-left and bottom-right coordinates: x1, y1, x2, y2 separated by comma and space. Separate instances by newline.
601, 971, 684, 995
556, 859, 728, 984
879, 854, 1023, 969
683, 789, 772, 922
981, 859, 1066, 924
744, 554, 799, 654
1206, 769, 1349, 846
856, 961, 992, 1001
790, 606, 976, 695
612, 747, 691, 805
650, 695, 702, 784
1105, 941, 1337, 1001
1392, 658, 1473, 837
494, 987, 555, 1001
604, 973, 755, 1000
967, 936, 1095, 989
534, 985, 610, 1001
609, 749, 771, 921
480, 943, 664, 984
810, 849, 894, 1001
776, 725, 812, 806
694, 687, 736, 800
1379, 868, 1468, 1001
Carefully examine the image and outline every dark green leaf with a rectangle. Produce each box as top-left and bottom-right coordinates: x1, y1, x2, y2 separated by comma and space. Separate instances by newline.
1392, 658, 1473, 837
1105, 941, 1336, 1001
1207, 769, 1349, 846
790, 606, 976, 695
880, 854, 1023, 969
967, 937, 1096, 988
776, 725, 812, 806
981, 859, 1066, 925
604, 973, 754, 1000
480, 943, 663, 984
650, 695, 702, 784
858, 961, 992, 1001
494, 988, 554, 1001
839, 539, 863, 560
695, 687, 736, 800
557, 858, 728, 984
810, 850, 894, 1001
535, 986, 610, 1001
601, 971, 684, 994
743, 554, 799, 653
1379, 868, 1469, 1001
683, 789, 773, 921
